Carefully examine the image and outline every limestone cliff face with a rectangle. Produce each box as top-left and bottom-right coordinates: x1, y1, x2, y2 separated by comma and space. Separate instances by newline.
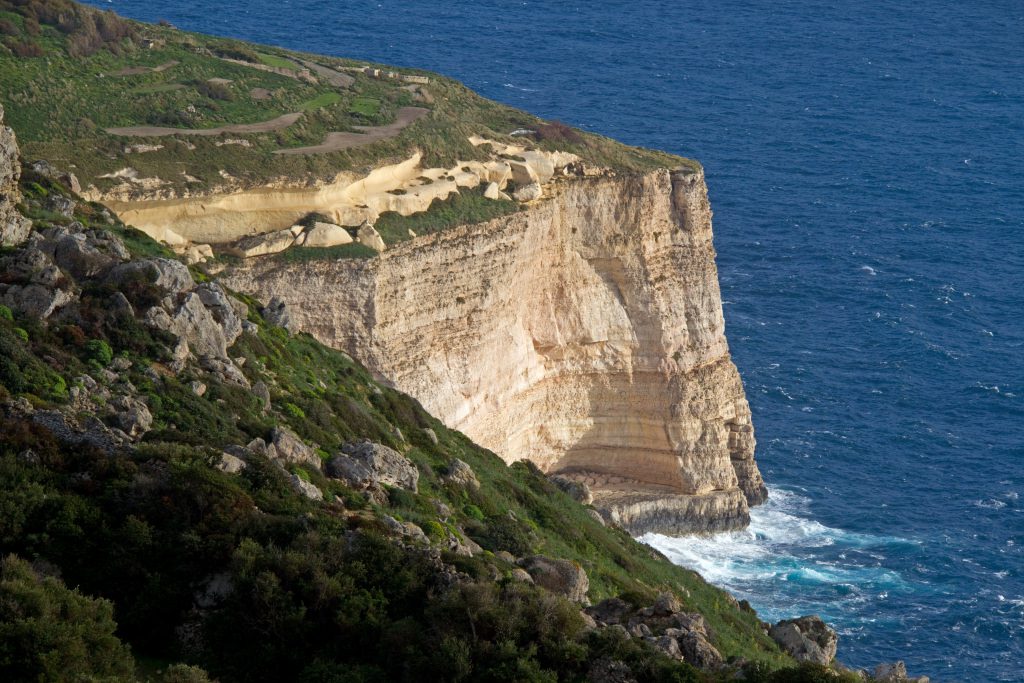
222, 169, 767, 534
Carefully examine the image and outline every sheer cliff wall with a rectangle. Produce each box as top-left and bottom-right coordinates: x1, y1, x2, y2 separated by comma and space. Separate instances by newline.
221, 169, 767, 534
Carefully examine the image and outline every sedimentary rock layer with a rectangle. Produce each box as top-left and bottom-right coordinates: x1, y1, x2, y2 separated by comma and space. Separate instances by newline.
222, 168, 767, 534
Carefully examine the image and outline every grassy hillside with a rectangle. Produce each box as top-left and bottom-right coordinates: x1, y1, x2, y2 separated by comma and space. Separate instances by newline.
0, 144, 872, 683
0, 0, 692, 200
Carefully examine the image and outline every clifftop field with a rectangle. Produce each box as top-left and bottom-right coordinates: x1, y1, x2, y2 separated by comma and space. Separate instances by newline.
0, 0, 686, 200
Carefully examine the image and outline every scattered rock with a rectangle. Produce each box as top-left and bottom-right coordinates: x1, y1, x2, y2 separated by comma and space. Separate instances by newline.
769, 616, 837, 666
587, 508, 606, 526
442, 458, 479, 491
190, 380, 207, 397
422, 427, 438, 445
517, 555, 589, 603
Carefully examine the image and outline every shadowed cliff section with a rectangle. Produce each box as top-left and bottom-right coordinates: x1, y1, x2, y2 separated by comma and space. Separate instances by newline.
222, 168, 768, 535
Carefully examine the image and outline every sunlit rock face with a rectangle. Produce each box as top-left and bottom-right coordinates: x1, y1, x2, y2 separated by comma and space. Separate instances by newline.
223, 168, 767, 534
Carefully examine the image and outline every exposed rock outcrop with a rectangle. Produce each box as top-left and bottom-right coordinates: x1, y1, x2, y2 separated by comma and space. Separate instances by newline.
326, 440, 419, 494
768, 616, 838, 666
222, 168, 766, 534
517, 555, 589, 603
0, 105, 31, 247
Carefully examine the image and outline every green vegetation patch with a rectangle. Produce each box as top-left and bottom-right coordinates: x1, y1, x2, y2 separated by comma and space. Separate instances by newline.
374, 187, 520, 245
255, 50, 298, 70
349, 95, 380, 118
298, 90, 342, 111
273, 241, 377, 263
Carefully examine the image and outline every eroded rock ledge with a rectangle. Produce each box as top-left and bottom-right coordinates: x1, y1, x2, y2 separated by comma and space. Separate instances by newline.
221, 167, 767, 535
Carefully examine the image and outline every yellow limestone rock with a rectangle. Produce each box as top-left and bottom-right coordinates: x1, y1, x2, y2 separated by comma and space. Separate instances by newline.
303, 222, 354, 248
222, 168, 767, 535
229, 228, 295, 257
357, 223, 386, 252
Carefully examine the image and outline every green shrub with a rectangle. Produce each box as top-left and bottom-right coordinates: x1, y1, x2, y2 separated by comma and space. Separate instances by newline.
471, 514, 534, 556
421, 520, 446, 542
463, 503, 485, 521
84, 338, 113, 367
283, 402, 306, 419
12, 328, 28, 342
0, 554, 135, 682
0, 306, 12, 321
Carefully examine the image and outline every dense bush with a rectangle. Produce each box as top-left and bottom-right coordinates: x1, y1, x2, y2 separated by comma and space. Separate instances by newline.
0, 554, 135, 681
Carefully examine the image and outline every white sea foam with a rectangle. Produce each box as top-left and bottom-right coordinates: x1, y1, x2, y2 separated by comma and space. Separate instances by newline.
639, 488, 912, 618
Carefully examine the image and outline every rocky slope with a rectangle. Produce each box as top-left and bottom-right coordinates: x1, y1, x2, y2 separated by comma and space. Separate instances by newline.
222, 167, 768, 534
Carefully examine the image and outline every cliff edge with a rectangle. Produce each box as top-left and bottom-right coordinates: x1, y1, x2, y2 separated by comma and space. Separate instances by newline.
222, 168, 767, 534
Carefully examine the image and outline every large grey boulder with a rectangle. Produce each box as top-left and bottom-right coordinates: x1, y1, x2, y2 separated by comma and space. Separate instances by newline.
1, 283, 74, 319
325, 454, 375, 488
679, 634, 722, 669
644, 635, 683, 661
333, 441, 419, 492
517, 555, 589, 603
197, 283, 243, 347
442, 458, 479, 491
769, 616, 838, 666
44, 224, 128, 280
108, 395, 153, 439
382, 515, 429, 544
270, 426, 322, 470
106, 257, 191, 294
290, 474, 323, 500
262, 297, 295, 332
585, 597, 632, 626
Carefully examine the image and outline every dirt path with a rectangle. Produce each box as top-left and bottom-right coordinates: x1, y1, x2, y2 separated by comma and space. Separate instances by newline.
274, 106, 429, 155
105, 112, 303, 137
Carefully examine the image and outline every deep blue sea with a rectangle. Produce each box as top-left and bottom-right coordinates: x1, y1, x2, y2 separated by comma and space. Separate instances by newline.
89, 1, 1024, 679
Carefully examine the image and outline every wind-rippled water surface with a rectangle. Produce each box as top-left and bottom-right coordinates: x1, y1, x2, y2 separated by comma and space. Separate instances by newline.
90, 1, 1024, 678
